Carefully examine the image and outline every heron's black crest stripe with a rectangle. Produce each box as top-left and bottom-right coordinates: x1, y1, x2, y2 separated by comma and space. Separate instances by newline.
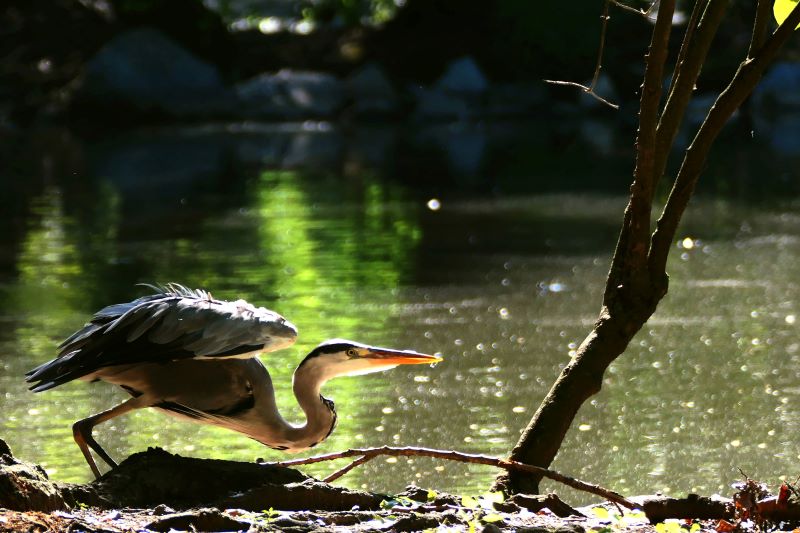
297, 343, 358, 368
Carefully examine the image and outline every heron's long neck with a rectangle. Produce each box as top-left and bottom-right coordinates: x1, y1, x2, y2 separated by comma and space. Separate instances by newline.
275, 362, 337, 450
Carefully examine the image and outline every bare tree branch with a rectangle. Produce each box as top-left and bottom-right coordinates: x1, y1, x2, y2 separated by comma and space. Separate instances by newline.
749, 0, 773, 58
604, 0, 675, 297
649, 1, 800, 276
590, 0, 613, 91
653, 0, 728, 192
268, 445, 637, 509
665, 0, 709, 98
630, 0, 675, 236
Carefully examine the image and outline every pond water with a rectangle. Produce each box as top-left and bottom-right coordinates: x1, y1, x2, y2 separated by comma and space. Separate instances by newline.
2, 121, 800, 504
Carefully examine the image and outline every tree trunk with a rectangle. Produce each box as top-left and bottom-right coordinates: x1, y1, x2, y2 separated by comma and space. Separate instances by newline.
496, 0, 800, 495
496, 274, 664, 493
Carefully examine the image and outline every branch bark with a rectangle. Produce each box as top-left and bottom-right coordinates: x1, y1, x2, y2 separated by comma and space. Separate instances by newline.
605, 0, 676, 300
653, 0, 728, 188
749, 0, 773, 59
269, 445, 636, 509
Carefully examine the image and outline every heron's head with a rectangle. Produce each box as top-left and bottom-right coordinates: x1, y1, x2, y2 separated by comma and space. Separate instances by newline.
296, 339, 443, 383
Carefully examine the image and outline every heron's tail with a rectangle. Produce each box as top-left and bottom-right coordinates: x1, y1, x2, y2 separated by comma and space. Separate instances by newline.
25, 351, 86, 392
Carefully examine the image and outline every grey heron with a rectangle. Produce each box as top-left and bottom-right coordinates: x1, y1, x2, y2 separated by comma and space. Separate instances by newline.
25, 284, 442, 478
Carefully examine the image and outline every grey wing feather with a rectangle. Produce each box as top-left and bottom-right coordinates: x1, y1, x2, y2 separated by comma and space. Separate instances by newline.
26, 284, 297, 391
126, 305, 169, 342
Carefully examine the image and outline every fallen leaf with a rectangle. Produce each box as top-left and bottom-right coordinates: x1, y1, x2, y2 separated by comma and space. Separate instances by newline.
716, 518, 735, 532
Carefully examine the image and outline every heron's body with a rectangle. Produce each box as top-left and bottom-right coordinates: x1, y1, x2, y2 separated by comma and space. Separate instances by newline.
25, 284, 441, 477
90, 357, 336, 452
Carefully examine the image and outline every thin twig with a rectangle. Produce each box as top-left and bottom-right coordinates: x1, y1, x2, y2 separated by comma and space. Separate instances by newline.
268, 445, 636, 509
590, 0, 612, 90
610, 0, 647, 17
543, 80, 619, 109
323, 454, 370, 483
543, 0, 620, 110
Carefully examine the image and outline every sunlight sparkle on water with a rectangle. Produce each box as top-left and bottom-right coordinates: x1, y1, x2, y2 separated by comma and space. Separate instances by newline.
258, 17, 282, 34
547, 282, 565, 292
292, 20, 314, 34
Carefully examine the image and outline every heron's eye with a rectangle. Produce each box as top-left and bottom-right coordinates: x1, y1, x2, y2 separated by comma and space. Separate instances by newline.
345, 348, 358, 358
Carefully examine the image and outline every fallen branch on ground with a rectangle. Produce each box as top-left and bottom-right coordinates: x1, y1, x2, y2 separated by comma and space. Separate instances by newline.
267, 445, 636, 510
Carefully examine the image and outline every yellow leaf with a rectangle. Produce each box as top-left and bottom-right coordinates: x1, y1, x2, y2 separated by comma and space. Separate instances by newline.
655, 521, 683, 533
592, 507, 611, 519
461, 495, 478, 509
774, 0, 800, 29
482, 491, 505, 503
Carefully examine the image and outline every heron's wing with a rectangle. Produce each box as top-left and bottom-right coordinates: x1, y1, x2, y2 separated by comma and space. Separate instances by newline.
26, 285, 296, 392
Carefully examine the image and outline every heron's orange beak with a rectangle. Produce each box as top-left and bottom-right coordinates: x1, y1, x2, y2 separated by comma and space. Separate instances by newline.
365, 347, 443, 366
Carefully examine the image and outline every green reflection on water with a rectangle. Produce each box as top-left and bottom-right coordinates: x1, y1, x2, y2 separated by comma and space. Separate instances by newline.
5, 186, 102, 480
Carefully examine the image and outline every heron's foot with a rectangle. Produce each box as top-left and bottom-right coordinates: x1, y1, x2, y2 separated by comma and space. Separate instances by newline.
73, 419, 117, 479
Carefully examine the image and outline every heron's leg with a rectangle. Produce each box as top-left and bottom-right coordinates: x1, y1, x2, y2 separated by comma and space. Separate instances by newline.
73, 397, 144, 479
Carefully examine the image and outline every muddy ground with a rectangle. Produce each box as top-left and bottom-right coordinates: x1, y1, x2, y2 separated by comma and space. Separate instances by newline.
2, 439, 798, 532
